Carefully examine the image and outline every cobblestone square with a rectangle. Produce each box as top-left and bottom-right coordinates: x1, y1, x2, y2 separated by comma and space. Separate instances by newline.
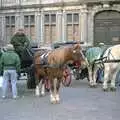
0, 79, 120, 120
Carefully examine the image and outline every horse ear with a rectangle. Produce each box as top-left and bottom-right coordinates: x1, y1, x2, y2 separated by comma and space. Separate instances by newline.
73, 44, 80, 49
72, 44, 81, 53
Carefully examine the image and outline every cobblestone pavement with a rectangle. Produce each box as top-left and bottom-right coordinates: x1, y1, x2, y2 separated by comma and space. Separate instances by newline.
0, 79, 120, 120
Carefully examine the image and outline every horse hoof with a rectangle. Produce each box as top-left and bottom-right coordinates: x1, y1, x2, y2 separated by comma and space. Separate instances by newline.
89, 84, 95, 88
35, 88, 40, 96
89, 84, 93, 87
51, 100, 60, 104
51, 100, 57, 104
40, 94, 45, 97
103, 88, 109, 92
41, 92, 45, 96
35, 92, 40, 96
56, 100, 60, 104
93, 84, 97, 88
50, 97, 56, 104
110, 87, 116, 92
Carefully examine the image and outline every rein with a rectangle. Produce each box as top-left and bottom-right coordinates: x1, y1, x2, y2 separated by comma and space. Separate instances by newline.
94, 57, 120, 64
38, 64, 64, 68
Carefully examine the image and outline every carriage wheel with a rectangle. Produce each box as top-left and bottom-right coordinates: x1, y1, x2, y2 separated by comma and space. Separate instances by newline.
27, 67, 36, 89
62, 66, 72, 87
27, 73, 36, 89
73, 69, 80, 80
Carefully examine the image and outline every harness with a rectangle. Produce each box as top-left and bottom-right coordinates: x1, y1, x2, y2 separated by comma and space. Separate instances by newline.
94, 48, 120, 64
40, 52, 49, 65
39, 51, 64, 68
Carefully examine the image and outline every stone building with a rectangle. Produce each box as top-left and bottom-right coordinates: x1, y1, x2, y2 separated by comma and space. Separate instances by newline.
0, 0, 120, 46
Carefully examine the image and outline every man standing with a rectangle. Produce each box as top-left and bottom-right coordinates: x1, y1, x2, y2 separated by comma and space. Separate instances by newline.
0, 44, 21, 99
86, 45, 103, 86
96, 42, 106, 83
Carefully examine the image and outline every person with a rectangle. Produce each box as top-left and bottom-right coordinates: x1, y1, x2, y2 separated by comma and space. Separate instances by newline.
98, 42, 106, 54
0, 44, 21, 99
10, 29, 31, 58
96, 42, 106, 83
86, 45, 103, 86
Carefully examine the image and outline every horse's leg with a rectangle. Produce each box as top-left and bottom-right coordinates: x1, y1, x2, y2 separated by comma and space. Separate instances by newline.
88, 65, 94, 87
40, 78, 45, 96
103, 63, 110, 91
50, 78, 55, 103
110, 64, 118, 91
92, 64, 98, 87
55, 78, 61, 103
35, 73, 40, 96
50, 78, 58, 104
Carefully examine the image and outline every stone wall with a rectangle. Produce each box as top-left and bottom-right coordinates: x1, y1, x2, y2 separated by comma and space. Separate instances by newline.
0, 0, 120, 46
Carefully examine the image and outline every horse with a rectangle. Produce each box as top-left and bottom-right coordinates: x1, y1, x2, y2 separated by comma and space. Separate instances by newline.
33, 43, 86, 104
100, 44, 120, 91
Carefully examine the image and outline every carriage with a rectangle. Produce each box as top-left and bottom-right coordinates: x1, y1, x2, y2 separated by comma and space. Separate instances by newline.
16, 39, 120, 91
16, 43, 38, 89
14, 40, 89, 90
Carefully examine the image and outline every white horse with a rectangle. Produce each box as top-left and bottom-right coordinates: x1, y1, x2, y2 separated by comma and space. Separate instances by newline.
102, 44, 120, 91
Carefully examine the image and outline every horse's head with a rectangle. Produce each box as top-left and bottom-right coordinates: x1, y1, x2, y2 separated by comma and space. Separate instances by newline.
70, 44, 83, 60
70, 44, 88, 68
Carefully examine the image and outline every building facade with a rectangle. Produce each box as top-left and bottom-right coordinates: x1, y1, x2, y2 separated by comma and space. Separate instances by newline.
0, 0, 120, 46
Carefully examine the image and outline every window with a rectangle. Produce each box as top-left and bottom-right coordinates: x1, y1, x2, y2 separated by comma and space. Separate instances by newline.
30, 15, 35, 25
5, 16, 15, 42
51, 14, 56, 23
67, 14, 72, 23
6, 16, 10, 25
24, 16, 29, 25
11, 16, 15, 25
66, 13, 80, 41
73, 13, 79, 23
24, 15, 35, 25
44, 14, 56, 44
24, 15, 35, 40
44, 14, 49, 23
44, 14, 56, 24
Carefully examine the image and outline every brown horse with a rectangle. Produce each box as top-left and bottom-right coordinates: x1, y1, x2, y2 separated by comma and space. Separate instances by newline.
34, 44, 86, 104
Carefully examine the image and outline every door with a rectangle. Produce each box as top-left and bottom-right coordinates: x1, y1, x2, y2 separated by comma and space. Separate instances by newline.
94, 10, 120, 46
